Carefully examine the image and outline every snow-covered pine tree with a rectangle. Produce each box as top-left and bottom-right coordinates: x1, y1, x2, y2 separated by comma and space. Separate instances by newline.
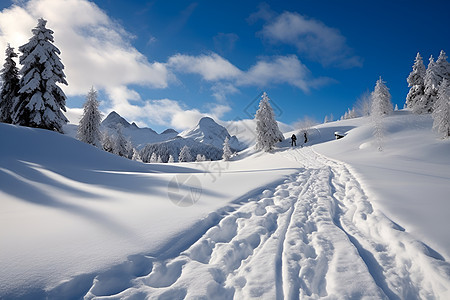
102, 131, 114, 153
13, 18, 68, 132
370, 77, 392, 151
168, 155, 175, 163
436, 50, 450, 84
196, 154, 206, 162
394, 104, 399, 111
179, 145, 192, 162
0, 44, 20, 124
114, 124, 128, 157
406, 52, 426, 109
255, 92, 284, 151
432, 78, 450, 138
157, 155, 163, 163
416, 55, 440, 114
371, 77, 393, 116
132, 148, 141, 161
150, 152, 157, 163
222, 136, 232, 161
77, 87, 102, 147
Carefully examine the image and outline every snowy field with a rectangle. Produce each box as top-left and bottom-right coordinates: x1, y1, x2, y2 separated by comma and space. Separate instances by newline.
1, 111, 450, 299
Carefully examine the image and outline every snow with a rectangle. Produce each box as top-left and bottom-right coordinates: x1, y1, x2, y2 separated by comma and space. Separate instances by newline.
1, 110, 450, 298
181, 116, 243, 151
100, 111, 178, 149
0, 123, 298, 298
312, 111, 450, 261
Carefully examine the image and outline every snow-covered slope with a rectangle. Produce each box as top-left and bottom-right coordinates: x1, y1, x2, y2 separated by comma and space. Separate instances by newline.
0, 123, 299, 298
1, 110, 450, 299
101, 111, 179, 149
181, 117, 244, 151
312, 111, 450, 261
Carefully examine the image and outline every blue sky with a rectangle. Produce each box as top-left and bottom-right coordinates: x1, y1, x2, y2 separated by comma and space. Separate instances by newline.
1, 0, 450, 132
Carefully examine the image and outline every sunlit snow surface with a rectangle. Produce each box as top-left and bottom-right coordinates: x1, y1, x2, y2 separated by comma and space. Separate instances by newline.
1, 110, 449, 299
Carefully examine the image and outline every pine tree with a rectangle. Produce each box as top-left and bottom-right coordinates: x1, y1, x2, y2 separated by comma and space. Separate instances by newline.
432, 79, 450, 138
222, 136, 232, 161
435, 50, 450, 84
196, 154, 206, 162
13, 18, 68, 132
0, 44, 20, 124
168, 155, 175, 163
179, 145, 192, 162
255, 92, 284, 151
371, 77, 393, 116
150, 152, 157, 163
132, 148, 141, 161
77, 87, 102, 147
416, 55, 440, 114
157, 155, 163, 163
114, 124, 128, 157
370, 77, 392, 151
102, 132, 114, 153
406, 52, 426, 109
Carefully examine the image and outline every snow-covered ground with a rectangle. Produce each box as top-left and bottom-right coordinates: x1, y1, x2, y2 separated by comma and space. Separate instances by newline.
1, 110, 449, 299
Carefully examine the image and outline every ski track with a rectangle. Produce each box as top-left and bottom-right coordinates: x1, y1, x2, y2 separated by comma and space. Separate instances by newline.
53, 148, 450, 299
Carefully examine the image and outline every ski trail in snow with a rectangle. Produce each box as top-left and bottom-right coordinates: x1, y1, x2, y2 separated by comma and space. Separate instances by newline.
65, 147, 449, 299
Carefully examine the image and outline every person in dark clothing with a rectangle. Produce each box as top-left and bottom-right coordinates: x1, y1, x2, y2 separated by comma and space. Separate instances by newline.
291, 134, 297, 146
304, 131, 308, 144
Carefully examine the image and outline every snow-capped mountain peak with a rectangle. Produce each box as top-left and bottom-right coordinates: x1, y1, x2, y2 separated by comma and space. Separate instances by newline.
102, 111, 134, 129
181, 116, 243, 150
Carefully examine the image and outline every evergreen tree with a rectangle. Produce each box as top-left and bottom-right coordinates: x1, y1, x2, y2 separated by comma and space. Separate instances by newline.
179, 145, 192, 162
432, 79, 450, 138
435, 50, 450, 84
371, 77, 393, 116
0, 44, 20, 123
77, 87, 102, 147
150, 152, 157, 163
13, 18, 68, 132
157, 155, 163, 163
222, 136, 232, 161
406, 52, 426, 109
196, 154, 206, 162
102, 131, 114, 153
168, 154, 175, 163
132, 148, 141, 161
255, 92, 284, 151
416, 55, 440, 114
114, 124, 128, 157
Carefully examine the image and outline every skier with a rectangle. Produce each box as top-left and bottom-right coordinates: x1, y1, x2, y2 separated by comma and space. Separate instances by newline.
291, 134, 297, 146
304, 131, 308, 144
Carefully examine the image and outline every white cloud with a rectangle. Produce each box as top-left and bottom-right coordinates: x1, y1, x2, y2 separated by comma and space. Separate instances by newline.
167, 52, 327, 93
0, 0, 170, 99
65, 107, 83, 125
260, 12, 362, 68
168, 53, 242, 81
240, 55, 312, 91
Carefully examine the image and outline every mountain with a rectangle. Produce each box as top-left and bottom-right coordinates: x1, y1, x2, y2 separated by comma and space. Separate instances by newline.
180, 117, 244, 151
101, 111, 179, 149
139, 117, 246, 162
102, 111, 148, 131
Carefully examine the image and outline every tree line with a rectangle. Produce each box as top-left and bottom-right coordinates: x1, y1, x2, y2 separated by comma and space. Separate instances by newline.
334, 50, 450, 139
